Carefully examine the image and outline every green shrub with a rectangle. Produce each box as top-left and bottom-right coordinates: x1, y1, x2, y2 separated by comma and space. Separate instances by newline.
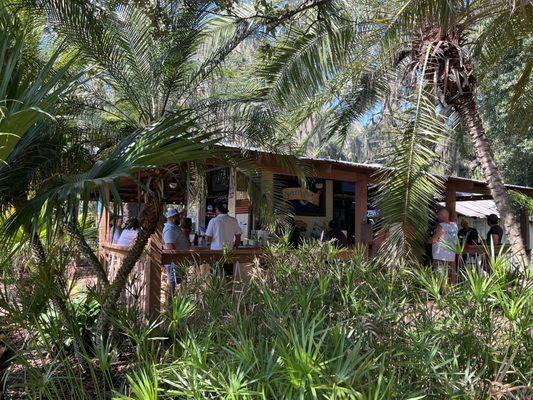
1, 241, 531, 399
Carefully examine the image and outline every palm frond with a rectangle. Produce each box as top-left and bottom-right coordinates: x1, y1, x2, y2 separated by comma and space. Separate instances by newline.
315, 68, 387, 148
185, 6, 256, 95
0, 121, 65, 210
257, 19, 372, 108
474, 2, 532, 71
383, 0, 460, 37
374, 90, 446, 264
0, 4, 81, 162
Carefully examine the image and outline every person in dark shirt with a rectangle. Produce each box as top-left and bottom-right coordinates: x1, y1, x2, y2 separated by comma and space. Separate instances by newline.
322, 219, 348, 248
458, 220, 479, 273
458, 220, 479, 246
287, 217, 303, 248
423, 224, 436, 267
486, 213, 503, 245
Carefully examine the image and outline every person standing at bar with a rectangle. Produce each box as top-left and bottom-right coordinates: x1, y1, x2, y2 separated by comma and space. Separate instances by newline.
457, 219, 479, 269
429, 207, 458, 285
458, 219, 479, 246
205, 201, 241, 277
116, 218, 139, 247
163, 208, 190, 292
322, 219, 348, 248
486, 213, 503, 246
108, 215, 123, 244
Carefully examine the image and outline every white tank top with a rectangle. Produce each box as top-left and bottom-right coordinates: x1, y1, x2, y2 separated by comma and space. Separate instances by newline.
432, 222, 458, 262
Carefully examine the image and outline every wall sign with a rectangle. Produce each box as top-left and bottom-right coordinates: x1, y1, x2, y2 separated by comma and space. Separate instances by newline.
282, 187, 321, 206
276, 175, 326, 216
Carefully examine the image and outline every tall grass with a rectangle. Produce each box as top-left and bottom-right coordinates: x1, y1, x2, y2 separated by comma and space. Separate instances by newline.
1, 241, 531, 399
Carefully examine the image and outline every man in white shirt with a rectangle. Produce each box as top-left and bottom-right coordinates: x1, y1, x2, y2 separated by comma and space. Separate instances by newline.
205, 202, 241, 276
163, 208, 190, 291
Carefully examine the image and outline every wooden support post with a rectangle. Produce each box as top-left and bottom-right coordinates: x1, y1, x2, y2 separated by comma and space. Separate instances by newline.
520, 207, 530, 251
445, 186, 456, 222
98, 211, 108, 250
98, 184, 110, 262
354, 180, 368, 245
228, 167, 237, 217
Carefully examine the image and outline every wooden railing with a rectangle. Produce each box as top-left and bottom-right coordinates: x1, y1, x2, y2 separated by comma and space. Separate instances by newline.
460, 244, 512, 255
99, 243, 265, 317
161, 247, 263, 265
457, 244, 515, 271
100, 242, 161, 317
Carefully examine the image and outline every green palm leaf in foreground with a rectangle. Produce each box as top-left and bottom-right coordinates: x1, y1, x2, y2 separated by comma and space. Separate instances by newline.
1, 109, 219, 241
0, 3, 81, 163
374, 91, 446, 263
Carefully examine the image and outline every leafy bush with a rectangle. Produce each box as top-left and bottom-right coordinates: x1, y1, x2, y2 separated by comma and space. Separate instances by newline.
1, 242, 531, 399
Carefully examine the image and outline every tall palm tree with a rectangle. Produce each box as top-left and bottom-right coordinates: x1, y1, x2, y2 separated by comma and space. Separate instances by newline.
255, 0, 532, 268
387, 0, 531, 268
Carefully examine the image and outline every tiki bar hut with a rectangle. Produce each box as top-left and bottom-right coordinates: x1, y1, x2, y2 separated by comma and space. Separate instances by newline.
96, 147, 533, 316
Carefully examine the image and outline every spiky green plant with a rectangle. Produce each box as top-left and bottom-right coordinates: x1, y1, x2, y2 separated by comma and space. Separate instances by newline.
0, 1, 82, 163
2, 240, 531, 398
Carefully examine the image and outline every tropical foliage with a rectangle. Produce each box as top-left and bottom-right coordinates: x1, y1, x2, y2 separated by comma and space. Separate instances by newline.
249, 0, 533, 265
0, 0, 531, 397
0, 2, 80, 163
2, 242, 531, 399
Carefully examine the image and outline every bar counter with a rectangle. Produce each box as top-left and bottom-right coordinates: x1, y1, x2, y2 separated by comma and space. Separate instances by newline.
161, 246, 264, 264
101, 243, 264, 264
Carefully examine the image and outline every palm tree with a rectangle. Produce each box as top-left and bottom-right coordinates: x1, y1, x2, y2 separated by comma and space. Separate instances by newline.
255, 0, 532, 268
1, 0, 321, 341
0, 2, 90, 267
387, 0, 531, 268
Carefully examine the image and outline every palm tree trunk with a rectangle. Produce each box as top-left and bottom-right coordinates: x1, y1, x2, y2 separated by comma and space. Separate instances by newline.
62, 219, 109, 287
20, 221, 89, 367
455, 94, 529, 270
96, 191, 162, 341
26, 227, 46, 266
108, 195, 160, 303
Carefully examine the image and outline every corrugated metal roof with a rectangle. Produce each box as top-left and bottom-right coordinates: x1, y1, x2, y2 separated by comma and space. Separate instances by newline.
440, 200, 500, 218
219, 143, 533, 193
301, 156, 384, 170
